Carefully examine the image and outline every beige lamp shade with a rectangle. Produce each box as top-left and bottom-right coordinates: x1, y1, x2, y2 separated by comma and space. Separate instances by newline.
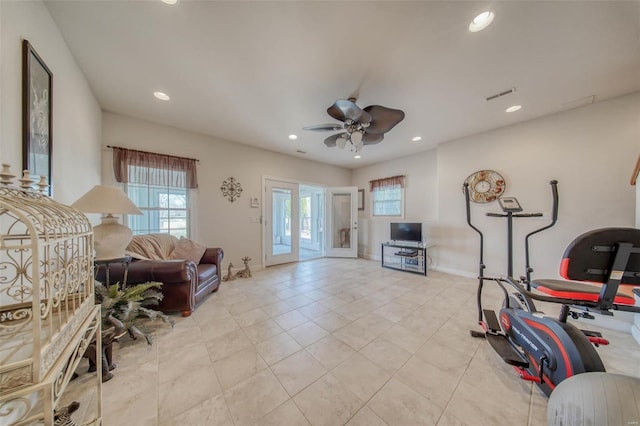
71, 185, 142, 260
71, 185, 142, 215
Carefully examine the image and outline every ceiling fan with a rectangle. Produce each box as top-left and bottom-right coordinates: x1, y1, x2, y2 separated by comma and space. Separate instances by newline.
303, 98, 405, 152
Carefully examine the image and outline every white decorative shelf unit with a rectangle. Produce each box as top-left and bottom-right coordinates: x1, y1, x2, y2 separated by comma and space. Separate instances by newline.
0, 186, 101, 425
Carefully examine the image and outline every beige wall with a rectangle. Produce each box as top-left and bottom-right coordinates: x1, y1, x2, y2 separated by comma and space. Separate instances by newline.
351, 149, 438, 260
435, 92, 639, 279
352, 93, 639, 283
0, 1, 101, 204
101, 112, 351, 269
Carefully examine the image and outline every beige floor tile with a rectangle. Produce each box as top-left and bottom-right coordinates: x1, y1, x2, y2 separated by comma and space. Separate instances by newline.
382, 323, 427, 354
368, 378, 443, 425
158, 367, 221, 422
333, 322, 379, 350
103, 386, 158, 426
346, 406, 388, 426
442, 379, 528, 426
395, 355, 463, 408
234, 307, 270, 328
312, 311, 351, 332
228, 298, 263, 316
256, 332, 303, 365
102, 358, 158, 403
294, 373, 363, 426
352, 312, 395, 336
242, 318, 284, 344
213, 346, 268, 390
205, 328, 253, 361
199, 316, 240, 341
274, 309, 309, 330
255, 400, 310, 426
297, 301, 332, 318
223, 368, 290, 426
160, 393, 233, 426
331, 352, 392, 402
373, 299, 421, 323
283, 294, 315, 309
306, 335, 356, 370
288, 321, 329, 347
271, 350, 327, 396
414, 337, 474, 372
360, 336, 412, 373
88, 259, 640, 426
436, 412, 469, 426
158, 343, 213, 384
261, 300, 296, 317
156, 323, 203, 353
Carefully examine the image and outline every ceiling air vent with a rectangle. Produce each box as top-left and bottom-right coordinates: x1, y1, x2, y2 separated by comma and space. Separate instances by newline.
486, 87, 515, 102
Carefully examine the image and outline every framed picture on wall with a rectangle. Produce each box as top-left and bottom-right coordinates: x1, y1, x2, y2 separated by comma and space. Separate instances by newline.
23, 39, 53, 194
358, 189, 365, 210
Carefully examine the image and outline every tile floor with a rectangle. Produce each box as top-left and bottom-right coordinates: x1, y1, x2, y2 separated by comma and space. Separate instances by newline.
74, 258, 640, 425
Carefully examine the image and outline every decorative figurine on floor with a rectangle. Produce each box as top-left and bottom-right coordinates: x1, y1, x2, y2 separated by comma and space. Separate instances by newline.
234, 256, 252, 278
223, 263, 236, 281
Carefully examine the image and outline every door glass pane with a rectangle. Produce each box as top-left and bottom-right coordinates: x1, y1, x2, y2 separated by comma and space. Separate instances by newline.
331, 192, 352, 249
273, 188, 292, 255
299, 185, 324, 260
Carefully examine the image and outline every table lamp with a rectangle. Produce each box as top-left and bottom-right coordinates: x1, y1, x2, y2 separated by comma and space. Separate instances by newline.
72, 185, 143, 260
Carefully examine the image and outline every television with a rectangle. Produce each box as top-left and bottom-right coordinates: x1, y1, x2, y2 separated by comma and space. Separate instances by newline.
390, 222, 422, 243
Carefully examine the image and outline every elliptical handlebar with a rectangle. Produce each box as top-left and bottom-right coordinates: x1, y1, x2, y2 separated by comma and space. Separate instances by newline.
463, 182, 486, 277
524, 180, 559, 286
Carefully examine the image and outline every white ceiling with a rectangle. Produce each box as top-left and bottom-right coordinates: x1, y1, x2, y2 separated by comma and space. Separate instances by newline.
45, 1, 640, 169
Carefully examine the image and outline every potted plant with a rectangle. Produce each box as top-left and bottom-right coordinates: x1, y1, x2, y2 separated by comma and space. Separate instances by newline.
95, 281, 174, 345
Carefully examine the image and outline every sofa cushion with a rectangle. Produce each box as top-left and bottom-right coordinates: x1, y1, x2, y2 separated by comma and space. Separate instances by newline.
170, 237, 207, 264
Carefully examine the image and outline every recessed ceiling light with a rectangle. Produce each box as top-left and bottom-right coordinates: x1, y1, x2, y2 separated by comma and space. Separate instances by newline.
288, 134, 298, 140
354, 155, 361, 159
161, 0, 178, 4
153, 91, 170, 101
469, 11, 494, 32
412, 136, 422, 142
506, 105, 522, 113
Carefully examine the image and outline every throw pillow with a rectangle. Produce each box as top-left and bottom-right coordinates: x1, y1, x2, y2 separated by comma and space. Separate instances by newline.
169, 237, 207, 264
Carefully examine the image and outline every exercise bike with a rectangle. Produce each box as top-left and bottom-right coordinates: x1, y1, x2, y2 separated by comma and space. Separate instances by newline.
464, 180, 640, 396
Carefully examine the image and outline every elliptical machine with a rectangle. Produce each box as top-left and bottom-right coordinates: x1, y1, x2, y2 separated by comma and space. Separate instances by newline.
464, 180, 640, 396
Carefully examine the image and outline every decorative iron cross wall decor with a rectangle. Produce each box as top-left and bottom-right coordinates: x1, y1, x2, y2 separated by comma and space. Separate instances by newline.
221, 177, 242, 202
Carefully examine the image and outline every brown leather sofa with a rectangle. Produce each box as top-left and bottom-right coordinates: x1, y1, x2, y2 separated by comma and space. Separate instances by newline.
96, 234, 223, 317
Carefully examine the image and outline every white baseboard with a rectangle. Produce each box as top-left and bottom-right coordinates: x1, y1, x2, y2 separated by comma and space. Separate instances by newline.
430, 265, 477, 279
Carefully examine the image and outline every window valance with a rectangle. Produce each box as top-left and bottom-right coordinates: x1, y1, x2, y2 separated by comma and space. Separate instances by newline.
369, 175, 405, 191
111, 146, 199, 189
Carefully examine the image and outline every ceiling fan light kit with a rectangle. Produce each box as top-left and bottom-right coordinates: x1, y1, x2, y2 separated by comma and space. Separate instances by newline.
304, 97, 405, 153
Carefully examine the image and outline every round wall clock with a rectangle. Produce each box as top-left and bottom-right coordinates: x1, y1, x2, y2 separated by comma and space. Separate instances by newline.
463, 170, 505, 203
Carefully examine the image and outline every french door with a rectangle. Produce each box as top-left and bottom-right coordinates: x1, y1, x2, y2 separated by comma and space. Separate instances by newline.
265, 180, 299, 266
325, 187, 358, 258
265, 180, 357, 266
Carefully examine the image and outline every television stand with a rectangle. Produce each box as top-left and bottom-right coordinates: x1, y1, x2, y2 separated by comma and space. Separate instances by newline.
381, 242, 430, 276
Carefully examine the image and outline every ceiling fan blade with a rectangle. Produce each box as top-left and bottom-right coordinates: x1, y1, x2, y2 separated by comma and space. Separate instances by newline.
324, 133, 348, 148
362, 132, 384, 145
363, 105, 405, 133
303, 123, 344, 132
327, 99, 372, 123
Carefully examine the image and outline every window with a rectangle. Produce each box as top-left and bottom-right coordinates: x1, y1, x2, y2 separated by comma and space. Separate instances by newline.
112, 147, 198, 237
370, 175, 405, 217
126, 180, 189, 238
